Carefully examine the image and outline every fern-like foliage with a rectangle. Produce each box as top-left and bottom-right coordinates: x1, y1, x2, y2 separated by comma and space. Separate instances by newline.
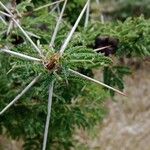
80, 16, 149, 96
0, 1, 149, 150
81, 16, 150, 57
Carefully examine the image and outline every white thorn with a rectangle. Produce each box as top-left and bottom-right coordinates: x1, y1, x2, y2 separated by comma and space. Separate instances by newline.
34, 0, 64, 12
59, 0, 90, 56
69, 69, 126, 96
56, 3, 61, 14
0, 2, 42, 56
0, 48, 42, 62
49, 4, 58, 13
0, 75, 41, 115
42, 81, 54, 150
0, 16, 7, 25
94, 46, 111, 52
84, 0, 90, 28
0, 11, 11, 17
6, 20, 13, 35
49, 0, 67, 48
26, 30, 41, 39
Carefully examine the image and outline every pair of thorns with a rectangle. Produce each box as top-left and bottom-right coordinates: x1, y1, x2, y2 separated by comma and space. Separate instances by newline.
0, 0, 125, 149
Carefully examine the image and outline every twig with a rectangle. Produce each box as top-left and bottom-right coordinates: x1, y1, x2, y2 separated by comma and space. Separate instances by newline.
34, 0, 64, 12
42, 81, 54, 150
0, 48, 42, 62
59, 0, 90, 56
69, 69, 126, 96
0, 2, 42, 56
84, 0, 90, 28
0, 75, 41, 115
49, 0, 67, 48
